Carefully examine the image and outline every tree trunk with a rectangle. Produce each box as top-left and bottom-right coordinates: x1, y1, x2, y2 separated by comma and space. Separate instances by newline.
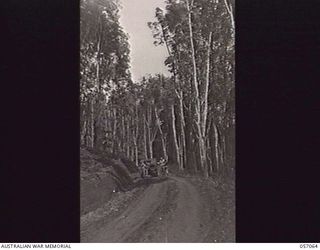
202, 31, 213, 136
207, 137, 213, 176
199, 135, 208, 178
126, 116, 130, 158
222, 0, 235, 30
186, 0, 208, 177
86, 111, 91, 147
121, 113, 125, 153
146, 106, 153, 159
221, 132, 226, 167
134, 103, 139, 166
143, 113, 148, 159
93, 22, 101, 150
90, 98, 95, 148
155, 106, 168, 161
171, 104, 181, 168
134, 140, 138, 166
112, 107, 117, 154
178, 90, 186, 169
160, 19, 186, 169
80, 103, 87, 146
147, 106, 157, 159
81, 119, 87, 146
149, 139, 153, 159
213, 122, 220, 173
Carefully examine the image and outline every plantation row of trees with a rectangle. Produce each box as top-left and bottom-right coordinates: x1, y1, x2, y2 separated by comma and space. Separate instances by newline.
80, 0, 235, 177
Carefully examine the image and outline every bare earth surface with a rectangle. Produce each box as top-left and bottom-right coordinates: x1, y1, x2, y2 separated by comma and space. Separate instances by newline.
81, 175, 234, 243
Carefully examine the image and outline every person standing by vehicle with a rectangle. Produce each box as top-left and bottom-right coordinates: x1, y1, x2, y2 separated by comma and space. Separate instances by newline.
139, 160, 148, 178
158, 157, 168, 176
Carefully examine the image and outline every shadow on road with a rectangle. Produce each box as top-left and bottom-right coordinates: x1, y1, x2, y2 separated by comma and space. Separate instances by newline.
134, 177, 169, 188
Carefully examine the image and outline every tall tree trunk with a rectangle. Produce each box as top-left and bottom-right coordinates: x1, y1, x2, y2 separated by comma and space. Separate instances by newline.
186, 0, 208, 177
206, 116, 213, 176
155, 106, 168, 161
171, 104, 181, 168
80, 103, 88, 146
149, 141, 153, 159
134, 103, 139, 166
213, 122, 220, 173
146, 106, 153, 159
112, 107, 117, 154
160, 19, 188, 168
93, 20, 101, 150
134, 139, 138, 165
90, 98, 95, 148
147, 105, 158, 159
121, 113, 125, 153
221, 132, 226, 167
207, 137, 213, 176
126, 116, 130, 158
143, 113, 148, 159
131, 146, 135, 162
201, 31, 213, 177
80, 103, 87, 146
81, 119, 87, 146
149, 143, 153, 159
159, 15, 187, 168
86, 111, 91, 147
202, 32, 213, 136
186, 97, 196, 172
217, 126, 224, 174
178, 90, 186, 169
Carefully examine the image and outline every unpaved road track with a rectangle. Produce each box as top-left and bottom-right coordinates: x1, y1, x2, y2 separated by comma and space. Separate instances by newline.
84, 176, 211, 242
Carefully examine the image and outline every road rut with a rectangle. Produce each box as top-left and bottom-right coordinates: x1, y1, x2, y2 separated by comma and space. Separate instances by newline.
84, 176, 209, 242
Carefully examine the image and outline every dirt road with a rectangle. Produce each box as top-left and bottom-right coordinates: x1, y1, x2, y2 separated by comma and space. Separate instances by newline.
82, 176, 216, 242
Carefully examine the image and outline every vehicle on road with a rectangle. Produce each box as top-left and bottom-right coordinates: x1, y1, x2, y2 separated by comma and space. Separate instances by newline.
139, 158, 168, 178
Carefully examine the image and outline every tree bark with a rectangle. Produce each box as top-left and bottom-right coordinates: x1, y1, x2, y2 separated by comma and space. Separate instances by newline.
112, 107, 117, 154
202, 31, 213, 136
121, 112, 125, 153
81, 102, 88, 146
92, 17, 101, 150
86, 110, 91, 147
178, 90, 186, 169
81, 119, 87, 146
90, 98, 95, 148
207, 137, 213, 176
133, 102, 139, 165
126, 116, 130, 158
186, 0, 208, 177
146, 105, 156, 159
143, 113, 148, 159
155, 106, 168, 161
213, 122, 220, 173
171, 104, 181, 168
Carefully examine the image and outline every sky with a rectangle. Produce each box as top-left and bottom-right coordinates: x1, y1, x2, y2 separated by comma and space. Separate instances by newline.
119, 0, 170, 82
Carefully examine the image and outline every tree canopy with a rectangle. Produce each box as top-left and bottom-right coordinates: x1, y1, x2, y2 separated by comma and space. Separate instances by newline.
80, 0, 234, 178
